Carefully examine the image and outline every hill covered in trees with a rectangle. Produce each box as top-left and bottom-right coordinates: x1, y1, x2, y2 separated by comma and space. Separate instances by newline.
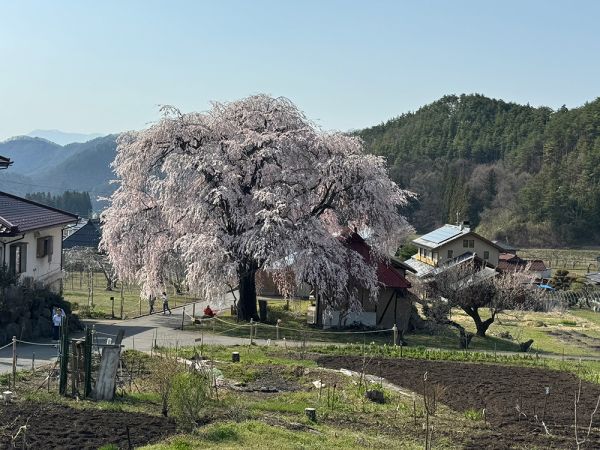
359, 94, 600, 246
25, 191, 93, 218
0, 135, 117, 210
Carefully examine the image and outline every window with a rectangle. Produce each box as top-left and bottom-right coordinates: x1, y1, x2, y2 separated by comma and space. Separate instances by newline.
463, 240, 469, 248
447, 250, 453, 259
469, 240, 475, 248
483, 251, 490, 260
9, 243, 27, 275
37, 236, 54, 261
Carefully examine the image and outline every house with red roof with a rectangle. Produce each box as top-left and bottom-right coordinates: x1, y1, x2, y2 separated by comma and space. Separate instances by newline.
256, 229, 416, 330
496, 253, 550, 280
313, 230, 416, 330
0, 191, 79, 291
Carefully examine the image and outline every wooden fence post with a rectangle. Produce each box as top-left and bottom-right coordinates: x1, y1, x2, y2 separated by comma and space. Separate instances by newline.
250, 319, 254, 345
12, 335, 17, 390
181, 306, 186, 330
120, 283, 124, 319
84, 327, 92, 398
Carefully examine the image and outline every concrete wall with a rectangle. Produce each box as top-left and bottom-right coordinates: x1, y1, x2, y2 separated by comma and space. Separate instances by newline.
0, 226, 65, 291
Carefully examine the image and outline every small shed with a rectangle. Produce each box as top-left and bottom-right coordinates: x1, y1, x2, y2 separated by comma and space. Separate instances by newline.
315, 230, 416, 330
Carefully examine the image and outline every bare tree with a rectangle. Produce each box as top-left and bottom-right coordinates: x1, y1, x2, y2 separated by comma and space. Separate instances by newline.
420, 259, 540, 338
64, 247, 118, 291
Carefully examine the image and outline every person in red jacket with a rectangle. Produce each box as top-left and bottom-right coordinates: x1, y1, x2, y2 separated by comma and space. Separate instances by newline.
203, 305, 215, 318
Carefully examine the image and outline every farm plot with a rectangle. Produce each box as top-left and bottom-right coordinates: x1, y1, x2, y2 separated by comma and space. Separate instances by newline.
318, 355, 600, 449
0, 402, 176, 450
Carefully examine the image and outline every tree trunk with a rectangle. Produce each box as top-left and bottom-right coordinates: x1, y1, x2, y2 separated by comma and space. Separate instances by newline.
463, 307, 494, 337
237, 266, 258, 321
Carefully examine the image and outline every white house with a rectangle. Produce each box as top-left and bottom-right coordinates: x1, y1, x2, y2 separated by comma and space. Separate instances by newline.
405, 222, 503, 277
0, 191, 79, 292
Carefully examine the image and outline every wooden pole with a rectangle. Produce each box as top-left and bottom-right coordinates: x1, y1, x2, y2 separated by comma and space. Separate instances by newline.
84, 327, 92, 398
111, 297, 115, 319
250, 318, 254, 345
181, 306, 186, 330
31, 352, 35, 373
12, 335, 17, 390
90, 270, 94, 308
120, 283, 124, 319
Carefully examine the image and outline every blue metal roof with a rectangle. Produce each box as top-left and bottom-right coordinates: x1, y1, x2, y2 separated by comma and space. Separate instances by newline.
413, 224, 468, 248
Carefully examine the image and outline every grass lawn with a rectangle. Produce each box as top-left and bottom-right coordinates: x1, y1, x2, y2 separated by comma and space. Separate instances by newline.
62, 271, 198, 319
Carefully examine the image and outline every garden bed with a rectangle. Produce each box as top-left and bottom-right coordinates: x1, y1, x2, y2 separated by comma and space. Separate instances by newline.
0, 402, 176, 449
317, 355, 600, 449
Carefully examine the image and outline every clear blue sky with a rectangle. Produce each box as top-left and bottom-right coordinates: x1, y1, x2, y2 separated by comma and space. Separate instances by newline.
1, 0, 599, 139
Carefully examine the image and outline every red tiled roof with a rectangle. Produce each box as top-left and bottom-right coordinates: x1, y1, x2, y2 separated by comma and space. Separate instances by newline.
0, 191, 78, 235
497, 253, 547, 272
339, 230, 411, 289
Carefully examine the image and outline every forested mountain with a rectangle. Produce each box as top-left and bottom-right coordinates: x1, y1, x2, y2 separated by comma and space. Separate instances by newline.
360, 94, 600, 246
0, 135, 117, 210
0, 136, 72, 175
25, 191, 93, 218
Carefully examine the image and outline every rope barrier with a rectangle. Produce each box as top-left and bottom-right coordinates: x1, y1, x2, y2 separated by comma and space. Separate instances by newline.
0, 342, 13, 351
15, 340, 57, 347
255, 321, 394, 335
94, 331, 118, 337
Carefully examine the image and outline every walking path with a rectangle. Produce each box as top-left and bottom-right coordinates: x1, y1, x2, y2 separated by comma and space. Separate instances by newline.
4, 293, 600, 375
1, 292, 310, 375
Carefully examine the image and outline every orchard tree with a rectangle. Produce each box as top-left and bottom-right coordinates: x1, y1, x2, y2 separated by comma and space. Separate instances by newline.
421, 260, 540, 338
101, 95, 413, 321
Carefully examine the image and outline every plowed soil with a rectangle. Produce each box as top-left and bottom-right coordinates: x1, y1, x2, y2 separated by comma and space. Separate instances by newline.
0, 402, 176, 449
317, 356, 600, 449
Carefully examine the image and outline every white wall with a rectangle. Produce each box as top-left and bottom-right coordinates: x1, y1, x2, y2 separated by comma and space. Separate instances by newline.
321, 311, 376, 329
0, 226, 65, 289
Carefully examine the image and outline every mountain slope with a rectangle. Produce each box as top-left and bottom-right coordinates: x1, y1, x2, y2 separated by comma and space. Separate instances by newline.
32, 135, 118, 205
359, 94, 600, 246
0, 136, 75, 176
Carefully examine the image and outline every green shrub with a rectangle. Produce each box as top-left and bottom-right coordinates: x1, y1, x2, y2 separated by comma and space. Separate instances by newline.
169, 371, 211, 430
464, 408, 484, 421
560, 320, 577, 327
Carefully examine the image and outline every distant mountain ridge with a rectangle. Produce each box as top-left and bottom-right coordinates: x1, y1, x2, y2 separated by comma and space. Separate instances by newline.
26, 129, 104, 146
0, 134, 117, 210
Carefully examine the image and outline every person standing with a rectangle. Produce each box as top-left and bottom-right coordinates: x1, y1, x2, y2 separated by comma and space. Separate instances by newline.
162, 291, 172, 315
52, 307, 65, 341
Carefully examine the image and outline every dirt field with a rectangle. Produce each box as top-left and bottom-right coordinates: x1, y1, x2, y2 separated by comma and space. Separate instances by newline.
317, 356, 600, 449
0, 402, 176, 449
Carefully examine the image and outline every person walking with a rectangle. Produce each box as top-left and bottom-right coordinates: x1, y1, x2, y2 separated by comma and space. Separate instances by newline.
52, 307, 65, 341
161, 291, 172, 315
148, 294, 156, 314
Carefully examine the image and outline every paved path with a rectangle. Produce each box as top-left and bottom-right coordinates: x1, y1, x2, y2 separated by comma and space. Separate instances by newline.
5, 293, 600, 376
0, 294, 237, 375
